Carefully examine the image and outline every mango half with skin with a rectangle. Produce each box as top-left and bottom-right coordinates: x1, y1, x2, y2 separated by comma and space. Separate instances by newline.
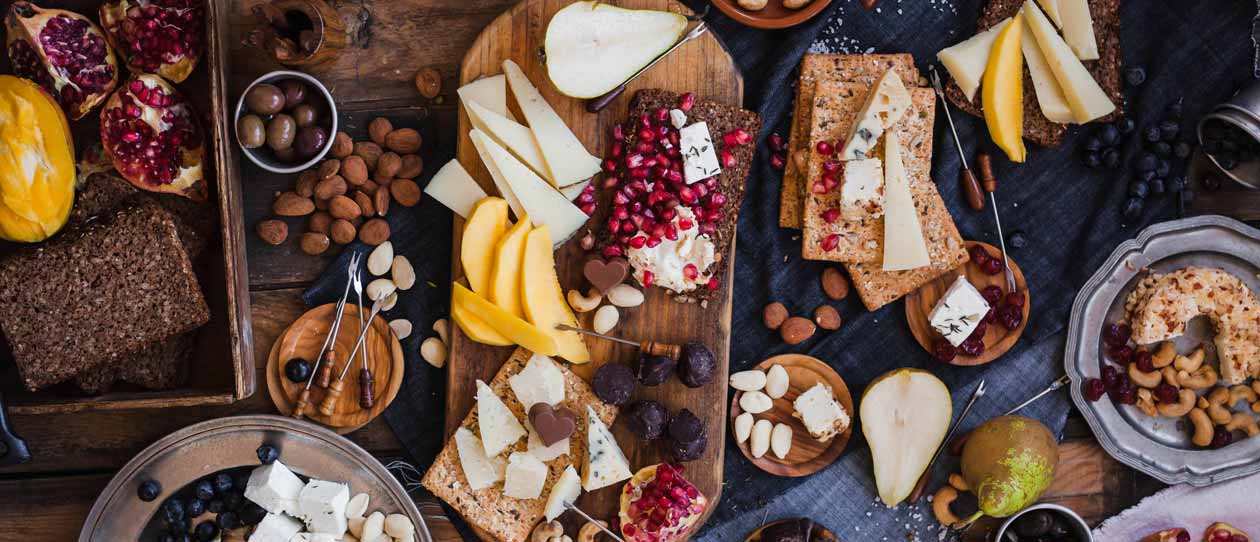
0, 75, 75, 242
961, 415, 1058, 518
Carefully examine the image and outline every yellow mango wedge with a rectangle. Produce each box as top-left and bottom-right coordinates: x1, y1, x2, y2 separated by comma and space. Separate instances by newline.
461, 197, 510, 297
488, 214, 532, 317
982, 12, 1027, 163
452, 282, 558, 355
521, 225, 591, 364
450, 302, 513, 346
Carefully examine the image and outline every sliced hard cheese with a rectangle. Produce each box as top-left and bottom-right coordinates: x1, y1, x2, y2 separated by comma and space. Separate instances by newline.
458, 75, 517, 122
454, 426, 506, 490
453, 283, 558, 355
560, 179, 590, 202
880, 132, 929, 272
489, 215, 532, 318
521, 226, 591, 363
543, 465, 582, 521
508, 353, 566, 409
936, 18, 1011, 103
425, 160, 488, 219
1019, 16, 1074, 123
466, 100, 555, 185
503, 451, 548, 500
1036, 0, 1062, 27
1058, 0, 1098, 60
470, 130, 525, 219
502, 59, 602, 187
475, 130, 590, 246
461, 197, 509, 297
1022, 0, 1114, 123
838, 69, 912, 161
476, 379, 527, 457
581, 405, 631, 491
451, 302, 513, 346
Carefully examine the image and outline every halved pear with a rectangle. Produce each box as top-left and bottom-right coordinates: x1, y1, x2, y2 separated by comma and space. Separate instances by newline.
544, 1, 687, 98
860, 369, 952, 508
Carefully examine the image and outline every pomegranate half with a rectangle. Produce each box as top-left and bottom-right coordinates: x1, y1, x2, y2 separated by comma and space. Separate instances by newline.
617, 463, 706, 542
4, 1, 119, 120
100, 74, 206, 201
99, 0, 204, 84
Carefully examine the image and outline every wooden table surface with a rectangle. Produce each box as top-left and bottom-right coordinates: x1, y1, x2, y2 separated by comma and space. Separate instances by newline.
0, 1, 1165, 540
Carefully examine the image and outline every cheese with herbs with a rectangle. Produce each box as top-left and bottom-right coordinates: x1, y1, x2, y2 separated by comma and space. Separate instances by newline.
679, 121, 721, 184
929, 276, 991, 347
839, 69, 912, 160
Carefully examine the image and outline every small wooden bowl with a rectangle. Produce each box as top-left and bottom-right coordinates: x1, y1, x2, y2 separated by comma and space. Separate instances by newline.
710, 0, 832, 29
729, 354, 853, 477
745, 518, 839, 542
904, 241, 1031, 367
266, 303, 404, 434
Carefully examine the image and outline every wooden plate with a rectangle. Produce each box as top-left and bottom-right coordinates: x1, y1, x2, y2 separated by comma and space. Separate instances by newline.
904, 241, 1031, 366
709, 0, 833, 30
266, 303, 404, 434
745, 519, 839, 542
729, 354, 853, 477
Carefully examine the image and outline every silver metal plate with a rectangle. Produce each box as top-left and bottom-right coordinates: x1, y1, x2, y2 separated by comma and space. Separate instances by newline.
79, 415, 431, 541
1065, 215, 1260, 486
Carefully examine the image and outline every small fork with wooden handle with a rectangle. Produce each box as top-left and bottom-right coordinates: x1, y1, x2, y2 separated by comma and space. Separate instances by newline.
292, 253, 359, 419
318, 294, 384, 416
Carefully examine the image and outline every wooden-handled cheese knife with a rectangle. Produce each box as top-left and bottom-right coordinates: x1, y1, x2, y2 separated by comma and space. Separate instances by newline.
585, 20, 709, 113
556, 324, 682, 359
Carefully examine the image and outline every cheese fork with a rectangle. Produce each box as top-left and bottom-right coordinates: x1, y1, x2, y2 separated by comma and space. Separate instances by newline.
292, 253, 360, 419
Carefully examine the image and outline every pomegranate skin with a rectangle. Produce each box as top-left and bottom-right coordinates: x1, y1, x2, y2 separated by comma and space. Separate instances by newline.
99, 74, 206, 201
4, 1, 119, 120
99, 0, 204, 84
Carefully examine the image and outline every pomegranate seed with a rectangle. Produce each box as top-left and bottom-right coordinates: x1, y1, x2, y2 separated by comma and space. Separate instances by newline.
731, 127, 752, 145
720, 150, 736, 168
821, 234, 840, 251
679, 186, 697, 204
622, 221, 638, 233
678, 218, 694, 230
699, 222, 716, 235
768, 132, 786, 152
654, 107, 669, 122
629, 236, 647, 249
822, 160, 841, 175
579, 203, 596, 215
821, 208, 840, 224
693, 183, 708, 198
683, 264, 698, 280
678, 92, 695, 112
722, 131, 738, 148
613, 124, 626, 140
706, 277, 719, 290
815, 141, 833, 155
603, 245, 622, 258
646, 237, 662, 248
638, 128, 656, 143
603, 159, 618, 172
770, 153, 786, 170
642, 270, 654, 287
823, 176, 839, 192
812, 181, 828, 194
665, 225, 678, 241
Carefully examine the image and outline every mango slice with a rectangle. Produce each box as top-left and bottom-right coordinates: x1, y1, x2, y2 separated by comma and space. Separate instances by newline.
982, 13, 1027, 163
451, 302, 514, 346
461, 197, 510, 297
521, 225, 590, 364
0, 75, 75, 242
488, 214, 532, 317
452, 283, 558, 355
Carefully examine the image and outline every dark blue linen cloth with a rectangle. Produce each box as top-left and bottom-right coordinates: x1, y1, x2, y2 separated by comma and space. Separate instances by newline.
305, 0, 1257, 539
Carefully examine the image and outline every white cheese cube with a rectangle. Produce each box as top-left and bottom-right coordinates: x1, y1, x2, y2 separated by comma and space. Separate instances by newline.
454, 426, 506, 490
839, 69, 912, 161
244, 461, 304, 516
929, 276, 991, 347
840, 157, 884, 219
581, 406, 631, 491
292, 534, 338, 542
679, 122, 721, 185
508, 354, 566, 410
503, 451, 548, 500
298, 479, 349, 535
792, 383, 851, 441
248, 513, 303, 542
475, 379, 526, 457
527, 423, 570, 462
543, 465, 582, 521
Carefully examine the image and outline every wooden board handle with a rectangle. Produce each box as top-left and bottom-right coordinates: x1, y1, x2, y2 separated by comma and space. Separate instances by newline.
291, 389, 311, 419
319, 379, 343, 416
641, 341, 681, 360
315, 351, 336, 388
359, 368, 375, 409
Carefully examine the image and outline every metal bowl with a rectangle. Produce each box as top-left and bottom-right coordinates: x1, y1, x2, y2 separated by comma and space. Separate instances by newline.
1065, 215, 1260, 486
80, 415, 430, 542
995, 504, 1093, 542
234, 70, 338, 174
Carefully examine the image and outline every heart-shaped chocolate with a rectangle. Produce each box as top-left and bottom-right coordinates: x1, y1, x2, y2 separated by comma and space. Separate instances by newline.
529, 402, 577, 446
584, 257, 629, 293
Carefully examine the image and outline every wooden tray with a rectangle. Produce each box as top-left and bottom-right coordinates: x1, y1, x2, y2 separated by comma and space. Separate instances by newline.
729, 354, 853, 478
904, 241, 1031, 367
1, 0, 252, 414
444, 0, 743, 537
266, 304, 404, 434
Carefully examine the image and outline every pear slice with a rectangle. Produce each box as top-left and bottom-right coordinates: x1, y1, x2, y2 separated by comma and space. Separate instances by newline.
544, 1, 687, 99
860, 368, 952, 508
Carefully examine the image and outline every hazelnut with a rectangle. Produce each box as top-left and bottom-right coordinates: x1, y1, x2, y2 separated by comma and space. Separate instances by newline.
763, 302, 788, 329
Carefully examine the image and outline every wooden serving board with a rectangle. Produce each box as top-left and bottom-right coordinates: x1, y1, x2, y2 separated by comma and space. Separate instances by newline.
445, 0, 743, 537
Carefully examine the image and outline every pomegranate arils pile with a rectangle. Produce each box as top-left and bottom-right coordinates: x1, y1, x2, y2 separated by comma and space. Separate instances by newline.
623, 464, 702, 542
810, 139, 846, 196
103, 79, 200, 187
104, 0, 203, 80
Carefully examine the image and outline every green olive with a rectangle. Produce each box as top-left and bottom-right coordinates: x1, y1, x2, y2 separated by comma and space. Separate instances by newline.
236, 114, 266, 149
291, 104, 318, 127
266, 114, 297, 152
245, 83, 285, 115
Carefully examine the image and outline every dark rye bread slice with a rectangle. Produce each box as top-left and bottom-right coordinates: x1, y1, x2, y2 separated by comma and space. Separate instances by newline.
0, 197, 209, 391
622, 89, 761, 302
74, 333, 194, 394
943, 0, 1123, 147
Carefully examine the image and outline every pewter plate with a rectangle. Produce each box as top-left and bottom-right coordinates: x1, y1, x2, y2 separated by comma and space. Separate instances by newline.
80, 415, 431, 541
1065, 215, 1260, 486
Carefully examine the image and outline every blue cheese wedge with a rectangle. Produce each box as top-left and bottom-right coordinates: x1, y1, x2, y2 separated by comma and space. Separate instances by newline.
792, 382, 850, 441
244, 461, 304, 516
508, 353, 566, 409
581, 405, 631, 491
840, 157, 884, 220
476, 379, 527, 457
679, 121, 721, 185
503, 451, 549, 499
839, 69, 912, 161
297, 480, 349, 535
543, 465, 582, 521
929, 276, 991, 347
454, 426, 506, 490
248, 513, 303, 542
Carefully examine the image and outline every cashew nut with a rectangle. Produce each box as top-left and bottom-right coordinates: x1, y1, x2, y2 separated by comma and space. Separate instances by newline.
1174, 348, 1205, 372
578, 520, 607, 542
1161, 366, 1179, 387
567, 288, 602, 313
1233, 385, 1260, 405
947, 473, 969, 492
1136, 389, 1159, 417
1190, 408, 1215, 447
1178, 365, 1218, 389
532, 521, 564, 542
1151, 342, 1177, 368
1158, 389, 1197, 417
931, 486, 965, 529
1225, 412, 1260, 437
1207, 387, 1234, 424
1129, 362, 1163, 389
1198, 396, 1210, 409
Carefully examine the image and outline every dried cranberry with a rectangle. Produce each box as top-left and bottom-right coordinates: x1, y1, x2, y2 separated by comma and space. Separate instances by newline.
1154, 383, 1178, 403
1110, 379, 1137, 404
1004, 291, 1025, 308
1108, 345, 1134, 364
1209, 426, 1234, 449
1103, 322, 1132, 346
981, 285, 1004, 305
997, 304, 1023, 329
969, 245, 991, 265
1101, 365, 1122, 390
815, 141, 833, 156
1082, 378, 1106, 401
1231, 535, 1248, 542
933, 341, 957, 363
983, 307, 998, 324
770, 153, 785, 170
1177, 531, 1191, 542
1134, 350, 1155, 372
968, 321, 988, 341
980, 257, 1005, 275
768, 132, 786, 152
960, 337, 985, 356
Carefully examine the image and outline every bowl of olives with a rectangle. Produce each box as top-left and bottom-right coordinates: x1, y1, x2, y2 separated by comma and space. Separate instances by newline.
995, 504, 1093, 542
235, 70, 338, 173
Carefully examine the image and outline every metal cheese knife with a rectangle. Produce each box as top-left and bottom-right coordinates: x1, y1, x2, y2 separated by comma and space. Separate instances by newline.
585, 21, 709, 113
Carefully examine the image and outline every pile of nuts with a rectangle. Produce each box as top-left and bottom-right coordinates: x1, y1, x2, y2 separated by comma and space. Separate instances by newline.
731, 364, 792, 459
567, 282, 646, 335
257, 116, 424, 254
762, 267, 846, 345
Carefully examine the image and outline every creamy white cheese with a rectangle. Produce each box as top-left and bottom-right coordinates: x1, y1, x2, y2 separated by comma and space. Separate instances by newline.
627, 207, 716, 293
929, 276, 990, 347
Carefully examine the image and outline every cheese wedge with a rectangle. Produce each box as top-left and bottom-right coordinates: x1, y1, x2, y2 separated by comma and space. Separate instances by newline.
1036, 0, 1062, 27
476, 380, 527, 457
470, 130, 525, 219
475, 129, 590, 245
452, 283, 558, 355
424, 160, 487, 219
582, 405, 631, 490
466, 100, 555, 185
457, 75, 517, 122
454, 427, 506, 491
983, 13, 1026, 163
838, 69, 912, 161
560, 179, 590, 202
1019, 16, 1074, 123
503, 451, 548, 500
521, 225, 591, 363
489, 215, 532, 317
1058, 0, 1098, 60
1022, 0, 1115, 123
880, 132, 929, 271
502, 59, 602, 187
543, 465, 582, 521
936, 18, 1011, 102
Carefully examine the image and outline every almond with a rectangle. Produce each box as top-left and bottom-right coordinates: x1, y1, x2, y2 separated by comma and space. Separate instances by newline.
374, 186, 390, 216
376, 152, 402, 178
273, 191, 314, 216
330, 219, 357, 244
329, 195, 361, 220
368, 117, 393, 146
821, 267, 849, 301
317, 158, 340, 179
763, 302, 788, 329
353, 141, 383, 170
313, 175, 346, 200
813, 305, 842, 330
361, 179, 379, 195
256, 219, 287, 245
780, 316, 816, 345
397, 154, 423, 179
414, 67, 441, 99
299, 232, 330, 255
330, 131, 353, 158
295, 170, 319, 197
354, 190, 375, 217
308, 211, 332, 235
390, 178, 422, 207
358, 218, 390, 245
341, 155, 368, 185
384, 128, 422, 154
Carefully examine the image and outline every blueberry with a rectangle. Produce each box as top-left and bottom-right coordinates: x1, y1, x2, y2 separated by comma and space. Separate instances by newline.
284, 358, 312, 383
1152, 141, 1172, 158
162, 498, 185, 523
193, 479, 215, 501
165, 516, 189, 534
1099, 125, 1120, 146
1159, 121, 1180, 142
1150, 178, 1166, 195
1116, 118, 1136, 135
1124, 67, 1146, 86
1007, 230, 1028, 250
1135, 153, 1157, 172
206, 499, 225, 514
1156, 160, 1171, 177
186, 498, 206, 518
1122, 197, 1145, 221
1103, 148, 1122, 168
256, 444, 279, 465
1166, 100, 1184, 120
239, 503, 268, 525
217, 511, 239, 530
1202, 175, 1223, 191
194, 520, 219, 542
1083, 136, 1102, 152
212, 473, 234, 494
137, 480, 162, 502
1143, 126, 1161, 144
1083, 152, 1101, 168
1168, 176, 1186, 192
232, 470, 251, 491
222, 491, 243, 511
1182, 189, 1197, 205
1129, 180, 1150, 199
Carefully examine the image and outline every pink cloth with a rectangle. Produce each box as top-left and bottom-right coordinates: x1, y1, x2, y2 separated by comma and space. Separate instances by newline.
1093, 473, 1260, 542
